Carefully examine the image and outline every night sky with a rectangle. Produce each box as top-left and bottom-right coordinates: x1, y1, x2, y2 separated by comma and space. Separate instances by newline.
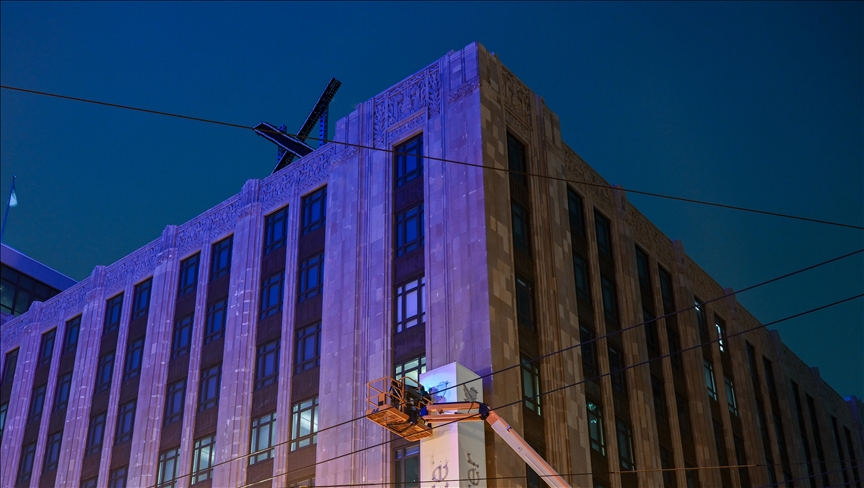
1, 3, 861, 398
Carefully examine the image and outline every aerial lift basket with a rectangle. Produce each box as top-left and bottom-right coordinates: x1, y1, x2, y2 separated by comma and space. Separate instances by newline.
365, 376, 433, 441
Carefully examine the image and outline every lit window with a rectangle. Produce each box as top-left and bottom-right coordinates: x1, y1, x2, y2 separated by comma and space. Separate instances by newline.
115, 399, 137, 444
157, 448, 180, 488
395, 135, 423, 187
294, 322, 321, 373
694, 299, 708, 342
521, 356, 541, 415
395, 276, 425, 333
123, 336, 145, 380
395, 356, 426, 384
395, 204, 424, 256
171, 314, 193, 358
587, 401, 606, 455
263, 206, 289, 254
297, 253, 324, 302
198, 364, 221, 411
103, 293, 124, 334
178, 253, 200, 297
204, 299, 227, 344
715, 317, 726, 352
725, 376, 738, 416
63, 315, 81, 355
704, 360, 718, 400
255, 340, 280, 390
191, 435, 216, 484
163, 378, 186, 426
302, 187, 327, 235
131, 279, 152, 320
250, 412, 277, 464
210, 236, 233, 280
290, 397, 319, 451
260, 271, 285, 318
511, 202, 531, 254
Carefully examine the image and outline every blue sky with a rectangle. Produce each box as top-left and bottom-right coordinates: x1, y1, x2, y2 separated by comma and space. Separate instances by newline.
1, 2, 861, 397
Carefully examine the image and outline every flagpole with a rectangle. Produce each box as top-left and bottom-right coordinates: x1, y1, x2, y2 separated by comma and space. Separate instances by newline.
0, 175, 16, 244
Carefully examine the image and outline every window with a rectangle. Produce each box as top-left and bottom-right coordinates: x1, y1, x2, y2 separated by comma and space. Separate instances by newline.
608, 346, 626, 394
164, 378, 186, 425
38, 328, 56, 366
255, 340, 280, 390
507, 133, 527, 186
734, 435, 751, 488
297, 253, 324, 302
178, 253, 200, 297
157, 447, 180, 488
0, 402, 7, 438
85, 412, 107, 455
295, 322, 321, 372
64, 315, 81, 355
2, 347, 19, 384
395, 134, 423, 187
290, 397, 319, 451
694, 299, 708, 342
260, 271, 285, 318
660, 447, 676, 488
685, 462, 699, 488
515, 276, 535, 330
131, 278, 152, 320
263, 206, 289, 254
715, 316, 726, 352
704, 360, 718, 400
645, 310, 659, 358
198, 364, 221, 411
616, 419, 635, 471
746, 343, 760, 385
395, 276, 425, 333
511, 202, 531, 254
204, 299, 227, 344
302, 186, 327, 235
573, 254, 591, 303
123, 336, 145, 380
171, 314, 193, 358
658, 267, 675, 313
725, 377, 738, 416
713, 420, 728, 466
521, 356, 541, 415
395, 356, 426, 384
81, 477, 98, 488
191, 435, 216, 484
95, 351, 115, 392
587, 401, 606, 455
54, 372, 73, 412
652, 375, 667, 425
567, 187, 586, 238
594, 211, 613, 260
17, 441, 36, 483
249, 412, 277, 464
601, 276, 619, 328
108, 465, 128, 488
394, 443, 420, 488
210, 236, 233, 280
0, 264, 60, 316
667, 327, 682, 370
635, 246, 652, 293
43, 430, 63, 472
580, 326, 598, 379
104, 293, 124, 334
395, 204, 424, 256
28, 383, 46, 422
115, 399, 136, 444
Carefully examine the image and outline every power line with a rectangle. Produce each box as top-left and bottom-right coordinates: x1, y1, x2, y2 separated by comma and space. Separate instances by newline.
2, 85, 862, 231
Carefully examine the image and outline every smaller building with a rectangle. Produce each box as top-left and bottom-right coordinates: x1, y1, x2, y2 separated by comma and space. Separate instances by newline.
1, 244, 77, 325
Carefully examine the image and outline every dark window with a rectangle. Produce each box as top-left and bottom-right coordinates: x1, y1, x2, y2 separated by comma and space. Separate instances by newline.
204, 299, 227, 344
746, 343, 760, 386
0, 402, 6, 438
645, 310, 659, 358
17, 441, 36, 483
43, 430, 63, 472
511, 202, 531, 254
198, 364, 221, 411
580, 326, 598, 379
95, 352, 115, 392
507, 132, 527, 186
250, 412, 277, 464
395, 356, 426, 384
53, 372, 73, 412
131, 279, 152, 320
515, 276, 535, 330
601, 276, 619, 328
616, 419, 635, 471
295, 322, 321, 373
157, 447, 180, 488
395, 276, 425, 333
210, 236, 233, 280
104, 293, 124, 334
2, 347, 19, 384
521, 356, 541, 415
395, 134, 423, 187
115, 399, 136, 444
63, 315, 81, 355
302, 186, 327, 235
81, 477, 98, 488
704, 360, 718, 400
573, 254, 591, 303
108, 465, 128, 488
394, 443, 420, 488
85, 412, 107, 456
192, 435, 216, 484
725, 377, 738, 416
171, 314, 193, 358
123, 336, 145, 380
567, 187, 586, 238
263, 206, 289, 254
635, 246, 651, 293
843, 427, 862, 488
164, 378, 186, 425
608, 346, 626, 394
297, 253, 324, 302
685, 462, 699, 488
290, 397, 318, 451
594, 211, 613, 260
587, 400, 606, 455
260, 271, 285, 318
694, 299, 708, 342
658, 267, 675, 313
395, 204, 424, 256
652, 375, 668, 425
0, 264, 60, 317
713, 420, 728, 466
715, 316, 726, 353
178, 253, 200, 297
667, 327, 682, 370
29, 383, 47, 422
660, 446, 676, 488
38, 328, 56, 366
734, 435, 751, 488
255, 340, 280, 390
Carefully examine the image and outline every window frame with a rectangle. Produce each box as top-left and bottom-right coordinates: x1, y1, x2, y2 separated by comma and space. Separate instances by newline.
163, 378, 186, 426
204, 299, 227, 344
594, 210, 613, 260
260, 271, 285, 318
567, 187, 586, 238
507, 132, 528, 186
601, 276, 619, 328
725, 376, 738, 416
123, 336, 145, 381
178, 252, 201, 298
53, 371, 73, 413
108, 465, 128, 488
394, 443, 421, 488
263, 206, 289, 254
38, 328, 56, 366
294, 322, 321, 373
395, 275, 425, 333
17, 441, 37, 483
191, 435, 216, 484
94, 351, 115, 393
580, 325, 598, 379
290, 396, 319, 451
704, 360, 718, 400
85, 412, 107, 456
249, 412, 277, 464
395, 203, 425, 256
104, 293, 124, 334
616, 419, 635, 471
521, 356, 541, 416
511, 201, 532, 255
587, 400, 606, 455
198, 364, 221, 412
301, 186, 327, 235
210, 235, 233, 281
28, 383, 47, 422
171, 313, 193, 358
297, 253, 324, 302
573, 253, 591, 304
156, 447, 181, 488
115, 399, 137, 445
394, 134, 423, 187
131, 278, 152, 320
255, 340, 280, 390
608, 345, 627, 394
63, 315, 81, 355
394, 356, 427, 385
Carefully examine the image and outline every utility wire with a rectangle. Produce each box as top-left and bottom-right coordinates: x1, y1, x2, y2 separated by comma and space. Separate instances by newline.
757, 464, 861, 488
2, 85, 862, 231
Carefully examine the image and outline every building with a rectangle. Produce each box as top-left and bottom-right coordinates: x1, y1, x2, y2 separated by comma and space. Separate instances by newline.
0, 42, 861, 488
1, 243, 76, 325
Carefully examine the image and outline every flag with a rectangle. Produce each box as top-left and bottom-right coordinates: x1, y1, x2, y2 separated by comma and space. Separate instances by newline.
8, 188, 17, 207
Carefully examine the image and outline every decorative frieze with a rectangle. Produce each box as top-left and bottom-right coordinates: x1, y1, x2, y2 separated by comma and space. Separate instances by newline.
501, 67, 532, 127
373, 64, 442, 147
